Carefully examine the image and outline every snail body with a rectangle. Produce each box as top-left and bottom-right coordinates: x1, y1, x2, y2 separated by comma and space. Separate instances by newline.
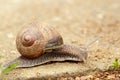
4, 44, 87, 68
3, 22, 88, 68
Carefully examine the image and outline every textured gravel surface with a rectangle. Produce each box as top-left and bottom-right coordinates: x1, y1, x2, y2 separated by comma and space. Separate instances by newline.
0, 0, 120, 80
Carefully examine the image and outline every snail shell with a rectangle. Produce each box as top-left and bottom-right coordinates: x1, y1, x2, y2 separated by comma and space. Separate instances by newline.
3, 22, 88, 68
16, 22, 63, 58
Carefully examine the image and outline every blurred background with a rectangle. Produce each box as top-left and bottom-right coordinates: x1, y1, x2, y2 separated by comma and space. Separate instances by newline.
0, 0, 120, 79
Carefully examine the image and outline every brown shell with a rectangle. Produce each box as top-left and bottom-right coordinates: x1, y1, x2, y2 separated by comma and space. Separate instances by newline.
16, 22, 63, 59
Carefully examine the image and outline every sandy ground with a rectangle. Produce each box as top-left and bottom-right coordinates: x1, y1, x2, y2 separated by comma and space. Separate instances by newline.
0, 0, 120, 80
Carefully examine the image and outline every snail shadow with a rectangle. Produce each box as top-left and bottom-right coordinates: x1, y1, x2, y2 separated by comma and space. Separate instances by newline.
46, 60, 84, 65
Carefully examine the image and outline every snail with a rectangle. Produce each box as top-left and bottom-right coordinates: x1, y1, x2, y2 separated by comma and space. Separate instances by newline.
3, 22, 99, 68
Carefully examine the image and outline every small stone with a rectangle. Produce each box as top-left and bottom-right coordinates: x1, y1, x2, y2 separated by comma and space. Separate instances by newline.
107, 74, 115, 79
71, 40, 78, 44
80, 75, 94, 80
80, 76, 88, 80
51, 17, 61, 22
95, 78, 100, 80
75, 76, 80, 80
36, 72, 40, 76
7, 33, 14, 38
97, 13, 104, 19
67, 77, 74, 80
104, 72, 109, 75
48, 78, 52, 80
59, 77, 67, 80
2, 49, 6, 54
10, 50, 16, 54
88, 75, 94, 78
118, 74, 120, 77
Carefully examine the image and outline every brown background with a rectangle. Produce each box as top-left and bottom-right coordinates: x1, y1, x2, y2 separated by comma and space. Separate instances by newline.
0, 0, 120, 79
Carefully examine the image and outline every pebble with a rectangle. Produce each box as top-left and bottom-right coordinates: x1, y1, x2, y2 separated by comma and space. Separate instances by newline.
75, 77, 80, 80
51, 17, 61, 22
95, 78, 100, 80
2, 49, 6, 54
10, 50, 16, 54
80, 75, 94, 80
97, 13, 104, 19
107, 74, 115, 79
6, 33, 14, 38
